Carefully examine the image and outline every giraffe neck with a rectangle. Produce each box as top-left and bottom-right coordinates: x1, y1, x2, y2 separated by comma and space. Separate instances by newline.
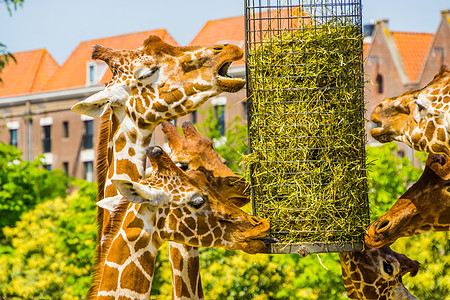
169, 243, 204, 299
96, 201, 162, 299
104, 113, 153, 198
339, 252, 364, 299
89, 111, 155, 299
339, 252, 388, 299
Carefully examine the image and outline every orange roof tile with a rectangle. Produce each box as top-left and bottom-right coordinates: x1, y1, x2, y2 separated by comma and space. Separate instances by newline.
391, 31, 434, 82
42, 29, 178, 92
190, 9, 307, 67
0, 49, 59, 98
190, 15, 245, 66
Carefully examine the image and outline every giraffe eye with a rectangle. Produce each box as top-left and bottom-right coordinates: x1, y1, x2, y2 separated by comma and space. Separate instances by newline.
189, 195, 206, 210
175, 162, 189, 171
137, 66, 159, 81
383, 261, 394, 275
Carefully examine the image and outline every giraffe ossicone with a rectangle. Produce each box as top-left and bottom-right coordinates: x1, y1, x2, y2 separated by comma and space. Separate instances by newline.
365, 153, 450, 248
371, 65, 450, 155
162, 121, 250, 207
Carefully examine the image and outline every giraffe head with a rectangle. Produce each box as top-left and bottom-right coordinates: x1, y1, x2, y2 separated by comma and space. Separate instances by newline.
371, 66, 450, 155
112, 146, 270, 254
162, 121, 250, 207
340, 246, 420, 300
365, 153, 450, 248
72, 34, 245, 129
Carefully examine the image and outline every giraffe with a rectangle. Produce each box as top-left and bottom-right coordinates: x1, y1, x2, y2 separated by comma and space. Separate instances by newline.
371, 65, 450, 155
339, 247, 420, 300
162, 121, 421, 300
365, 152, 450, 248
161, 121, 250, 208
94, 146, 270, 299
71, 35, 246, 299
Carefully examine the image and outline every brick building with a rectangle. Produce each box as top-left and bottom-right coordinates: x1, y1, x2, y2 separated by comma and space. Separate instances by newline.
0, 10, 448, 180
0, 29, 178, 180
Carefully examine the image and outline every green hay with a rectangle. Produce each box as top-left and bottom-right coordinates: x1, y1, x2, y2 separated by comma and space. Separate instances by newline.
244, 18, 370, 247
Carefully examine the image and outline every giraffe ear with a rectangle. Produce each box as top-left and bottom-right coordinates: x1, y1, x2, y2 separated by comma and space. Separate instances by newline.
111, 178, 169, 207
96, 195, 122, 212
71, 83, 131, 118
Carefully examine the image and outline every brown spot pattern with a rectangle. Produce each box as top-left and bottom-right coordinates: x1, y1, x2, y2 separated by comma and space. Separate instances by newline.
125, 216, 144, 242
100, 265, 119, 291
134, 232, 150, 252
115, 133, 127, 153
116, 159, 140, 178
137, 250, 155, 276
107, 234, 130, 266
121, 261, 150, 294
153, 101, 169, 112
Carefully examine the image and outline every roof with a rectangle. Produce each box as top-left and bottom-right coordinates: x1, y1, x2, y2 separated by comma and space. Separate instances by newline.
391, 31, 434, 82
0, 49, 59, 98
189, 9, 305, 67
42, 29, 178, 92
190, 15, 245, 66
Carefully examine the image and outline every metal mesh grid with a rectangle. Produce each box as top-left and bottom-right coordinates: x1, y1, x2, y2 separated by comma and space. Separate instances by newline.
244, 0, 369, 253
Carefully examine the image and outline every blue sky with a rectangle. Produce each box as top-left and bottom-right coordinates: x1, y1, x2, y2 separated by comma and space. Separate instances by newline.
0, 0, 448, 65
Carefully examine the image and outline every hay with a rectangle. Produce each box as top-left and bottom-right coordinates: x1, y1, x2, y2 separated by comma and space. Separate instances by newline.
244, 18, 369, 247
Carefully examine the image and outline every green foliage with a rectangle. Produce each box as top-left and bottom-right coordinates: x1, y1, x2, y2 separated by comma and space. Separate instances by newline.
197, 105, 248, 172
1, 0, 23, 81
391, 232, 450, 300
0, 180, 97, 299
366, 143, 426, 221
0, 143, 69, 231
1, 0, 24, 15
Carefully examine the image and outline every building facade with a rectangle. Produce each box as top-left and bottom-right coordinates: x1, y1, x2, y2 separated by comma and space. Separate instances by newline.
0, 10, 448, 180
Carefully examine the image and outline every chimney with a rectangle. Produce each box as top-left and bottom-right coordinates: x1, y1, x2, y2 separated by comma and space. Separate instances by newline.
376, 19, 389, 28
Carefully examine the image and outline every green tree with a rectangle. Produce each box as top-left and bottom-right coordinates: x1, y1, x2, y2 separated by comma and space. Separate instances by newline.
366, 143, 426, 221
197, 105, 248, 173
0, 180, 97, 299
0, 143, 69, 231
0, 0, 24, 81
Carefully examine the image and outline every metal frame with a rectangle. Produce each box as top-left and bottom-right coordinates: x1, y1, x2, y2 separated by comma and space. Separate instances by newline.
245, 0, 368, 253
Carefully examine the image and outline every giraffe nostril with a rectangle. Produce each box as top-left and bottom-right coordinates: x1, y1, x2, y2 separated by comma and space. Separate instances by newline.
212, 46, 224, 51
250, 216, 261, 225
376, 220, 390, 232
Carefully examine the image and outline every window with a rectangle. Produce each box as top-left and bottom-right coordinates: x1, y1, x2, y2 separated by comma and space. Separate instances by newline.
63, 162, 69, 176
44, 164, 52, 171
9, 129, 18, 148
214, 105, 225, 136
63, 121, 69, 138
83, 120, 94, 149
89, 65, 95, 84
376, 74, 383, 94
84, 161, 94, 182
42, 125, 51, 153
191, 110, 197, 124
